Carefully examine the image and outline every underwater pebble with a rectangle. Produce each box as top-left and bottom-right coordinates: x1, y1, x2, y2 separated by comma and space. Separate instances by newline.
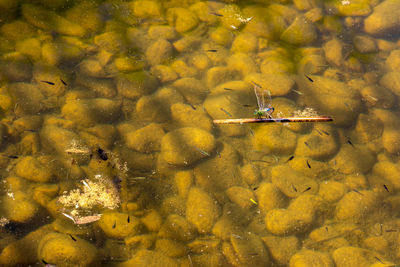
151, 65, 178, 83
227, 53, 259, 77
62, 98, 121, 127
194, 142, 241, 192
131, 0, 162, 19
253, 124, 297, 155
226, 186, 256, 209
7, 82, 44, 114
335, 190, 378, 222
158, 214, 197, 242
174, 170, 193, 199
364, 0, 400, 36
318, 181, 346, 203
353, 34, 377, 54
146, 39, 173, 66
230, 232, 270, 267
0, 225, 53, 265
124, 123, 165, 153
330, 145, 376, 174
166, 7, 199, 33
140, 209, 162, 232
262, 235, 299, 266
119, 249, 179, 267
172, 78, 208, 105
295, 128, 338, 160
98, 212, 141, 239
22, 4, 86, 37
231, 32, 258, 53
206, 66, 239, 89
186, 187, 220, 233
289, 249, 334, 267
160, 127, 215, 166
255, 182, 286, 214
332, 246, 382, 267
372, 161, 400, 190
155, 238, 187, 258
116, 71, 158, 100
245, 72, 294, 96
171, 103, 213, 132
1, 191, 38, 223
15, 156, 53, 183
353, 113, 383, 143
38, 232, 97, 267
280, 15, 317, 45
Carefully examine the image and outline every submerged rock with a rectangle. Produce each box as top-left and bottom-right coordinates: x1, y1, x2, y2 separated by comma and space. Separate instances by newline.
364, 0, 400, 36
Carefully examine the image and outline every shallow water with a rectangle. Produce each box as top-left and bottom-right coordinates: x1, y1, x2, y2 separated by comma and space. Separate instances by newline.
0, 0, 400, 266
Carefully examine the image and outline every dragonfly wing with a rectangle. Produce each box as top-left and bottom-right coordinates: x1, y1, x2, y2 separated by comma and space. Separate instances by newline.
254, 86, 263, 110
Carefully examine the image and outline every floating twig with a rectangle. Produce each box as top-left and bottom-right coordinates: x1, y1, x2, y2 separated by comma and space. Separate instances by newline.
213, 116, 333, 124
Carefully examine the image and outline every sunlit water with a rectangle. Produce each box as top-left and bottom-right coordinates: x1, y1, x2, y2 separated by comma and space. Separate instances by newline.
0, 0, 399, 266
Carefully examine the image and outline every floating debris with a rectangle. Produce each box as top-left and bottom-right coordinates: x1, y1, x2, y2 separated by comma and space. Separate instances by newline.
292, 89, 303, 95
353, 189, 363, 196
210, 12, 223, 17
292, 183, 297, 192
112, 220, 116, 229
347, 140, 354, 147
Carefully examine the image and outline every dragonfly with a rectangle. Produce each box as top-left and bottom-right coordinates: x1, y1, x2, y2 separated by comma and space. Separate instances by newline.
253, 85, 274, 119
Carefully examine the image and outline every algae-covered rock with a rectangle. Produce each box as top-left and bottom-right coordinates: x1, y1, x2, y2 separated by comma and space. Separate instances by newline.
372, 161, 400, 190
98, 212, 141, 239
146, 39, 173, 66
226, 186, 256, 209
155, 238, 187, 258
227, 53, 259, 77
265, 209, 305, 235
119, 249, 179, 267
158, 214, 197, 242
0, 225, 53, 266
61, 98, 121, 127
332, 246, 382, 266
353, 34, 377, 54
252, 124, 297, 154
148, 25, 177, 41
330, 145, 376, 174
364, 0, 400, 36
125, 123, 165, 153
140, 209, 162, 232
117, 71, 158, 100
318, 181, 346, 203
230, 232, 270, 267
16, 38, 41, 61
33, 64, 67, 96
290, 249, 334, 267
1, 191, 38, 223
271, 165, 318, 198
380, 71, 400, 96
94, 31, 125, 54
353, 113, 383, 143
171, 59, 197, 78
171, 103, 213, 132
328, 0, 371, 17
255, 182, 286, 214
262, 235, 299, 266
38, 232, 97, 267
151, 65, 178, 83
206, 66, 239, 88
174, 170, 193, 199
231, 32, 258, 53
335, 190, 377, 222
300, 75, 362, 126
22, 4, 86, 37
295, 128, 338, 160
190, 53, 211, 71
245, 72, 294, 96
131, 0, 162, 19
210, 27, 234, 46
382, 124, 400, 154
280, 15, 317, 45
172, 78, 208, 105
160, 127, 215, 166
166, 7, 198, 33
15, 156, 53, 183
218, 4, 246, 30
7, 82, 44, 114
42, 42, 84, 66
186, 187, 220, 233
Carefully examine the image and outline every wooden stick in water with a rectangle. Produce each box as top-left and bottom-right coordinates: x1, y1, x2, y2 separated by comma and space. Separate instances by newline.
213, 116, 333, 124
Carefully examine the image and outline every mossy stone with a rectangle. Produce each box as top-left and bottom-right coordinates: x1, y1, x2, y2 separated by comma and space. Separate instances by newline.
15, 156, 52, 183
98, 212, 141, 239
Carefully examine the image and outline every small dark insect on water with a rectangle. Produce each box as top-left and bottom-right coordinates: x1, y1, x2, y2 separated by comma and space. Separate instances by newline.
287, 155, 295, 162
112, 221, 116, 229
383, 184, 389, 192
127, 216, 130, 223
41, 80, 55, 85
69, 234, 76, 241
306, 160, 311, 168
347, 140, 354, 147
206, 49, 218, 52
60, 78, 67, 86
97, 148, 108, 160
305, 75, 314, 82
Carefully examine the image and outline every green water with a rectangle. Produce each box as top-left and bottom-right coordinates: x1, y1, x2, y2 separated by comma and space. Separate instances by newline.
0, 0, 399, 266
